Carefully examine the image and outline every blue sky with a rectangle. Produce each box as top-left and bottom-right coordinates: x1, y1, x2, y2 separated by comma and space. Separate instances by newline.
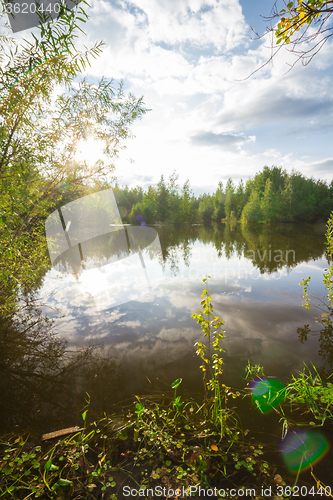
6, 0, 333, 194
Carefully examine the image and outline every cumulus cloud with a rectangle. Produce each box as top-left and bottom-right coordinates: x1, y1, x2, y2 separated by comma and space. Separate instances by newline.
216, 83, 333, 131
111, 0, 248, 51
67, 0, 333, 187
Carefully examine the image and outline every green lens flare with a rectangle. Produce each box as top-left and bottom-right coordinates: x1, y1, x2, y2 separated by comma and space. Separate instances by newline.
249, 377, 285, 413
280, 430, 329, 472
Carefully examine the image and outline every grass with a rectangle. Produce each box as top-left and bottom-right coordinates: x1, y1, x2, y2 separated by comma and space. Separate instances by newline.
280, 363, 333, 428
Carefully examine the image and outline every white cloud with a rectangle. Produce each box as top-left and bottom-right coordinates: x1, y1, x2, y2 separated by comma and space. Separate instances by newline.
118, 0, 247, 51
67, 0, 333, 188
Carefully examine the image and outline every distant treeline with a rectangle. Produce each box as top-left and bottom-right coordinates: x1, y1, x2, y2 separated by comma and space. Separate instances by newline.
113, 166, 333, 225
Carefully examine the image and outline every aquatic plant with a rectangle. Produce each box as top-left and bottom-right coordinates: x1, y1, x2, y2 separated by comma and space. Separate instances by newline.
192, 276, 240, 438
283, 363, 333, 427
0, 391, 276, 499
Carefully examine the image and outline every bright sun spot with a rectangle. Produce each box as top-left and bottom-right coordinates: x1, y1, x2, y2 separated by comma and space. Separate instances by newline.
74, 137, 106, 165
80, 267, 110, 296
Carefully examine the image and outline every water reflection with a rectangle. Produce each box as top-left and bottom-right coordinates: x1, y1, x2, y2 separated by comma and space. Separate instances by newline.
154, 223, 326, 276
45, 189, 164, 311
0, 303, 122, 435
3, 223, 332, 435
298, 317, 333, 377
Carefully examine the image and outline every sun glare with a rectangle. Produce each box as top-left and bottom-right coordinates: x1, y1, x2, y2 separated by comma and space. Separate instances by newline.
74, 137, 106, 165
80, 267, 110, 296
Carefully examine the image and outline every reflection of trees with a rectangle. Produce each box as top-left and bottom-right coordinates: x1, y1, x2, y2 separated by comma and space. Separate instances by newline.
54, 226, 160, 277
54, 231, 129, 277
298, 315, 333, 379
220, 224, 245, 260
148, 223, 326, 276
2, 222, 329, 434
240, 223, 325, 274
0, 302, 122, 435
157, 225, 197, 275
296, 214, 333, 378
49, 223, 326, 279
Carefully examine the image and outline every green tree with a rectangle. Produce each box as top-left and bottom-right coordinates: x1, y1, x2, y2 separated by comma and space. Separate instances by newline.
234, 179, 247, 219
224, 178, 236, 220
180, 180, 195, 224
280, 176, 294, 222
198, 194, 214, 224
167, 170, 181, 223
0, 1, 148, 313
246, 166, 285, 197
129, 201, 153, 225
156, 175, 169, 222
288, 171, 317, 222
241, 190, 263, 224
114, 185, 143, 222
260, 179, 280, 223
129, 186, 157, 224
213, 181, 226, 222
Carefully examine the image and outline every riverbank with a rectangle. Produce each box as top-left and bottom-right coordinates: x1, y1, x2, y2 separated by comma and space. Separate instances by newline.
1, 378, 333, 500
0, 394, 292, 500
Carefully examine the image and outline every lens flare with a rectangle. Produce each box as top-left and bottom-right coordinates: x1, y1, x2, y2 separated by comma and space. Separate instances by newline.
44, 189, 164, 312
280, 430, 329, 472
249, 377, 285, 413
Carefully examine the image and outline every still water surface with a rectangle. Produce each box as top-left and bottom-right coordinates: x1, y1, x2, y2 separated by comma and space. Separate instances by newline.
1, 223, 331, 445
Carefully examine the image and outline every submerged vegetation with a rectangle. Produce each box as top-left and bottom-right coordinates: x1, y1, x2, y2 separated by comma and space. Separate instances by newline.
0, 394, 273, 499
